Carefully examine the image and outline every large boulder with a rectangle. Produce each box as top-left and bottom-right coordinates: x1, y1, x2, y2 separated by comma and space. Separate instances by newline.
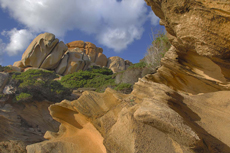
66, 41, 106, 64
55, 53, 69, 75
40, 41, 68, 69
55, 48, 91, 75
107, 56, 126, 73
21, 33, 67, 69
95, 53, 108, 67
62, 48, 90, 75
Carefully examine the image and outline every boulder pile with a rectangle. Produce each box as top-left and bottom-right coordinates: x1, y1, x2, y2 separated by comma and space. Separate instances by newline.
13, 34, 132, 75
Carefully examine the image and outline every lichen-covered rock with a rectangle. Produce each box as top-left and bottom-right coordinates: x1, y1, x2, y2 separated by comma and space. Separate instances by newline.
21, 33, 67, 68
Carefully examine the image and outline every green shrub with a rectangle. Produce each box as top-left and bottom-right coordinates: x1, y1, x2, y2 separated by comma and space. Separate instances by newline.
128, 61, 147, 69
12, 69, 71, 102
114, 83, 133, 93
60, 71, 97, 89
0, 65, 12, 72
60, 67, 115, 92
86, 66, 113, 75
15, 92, 32, 102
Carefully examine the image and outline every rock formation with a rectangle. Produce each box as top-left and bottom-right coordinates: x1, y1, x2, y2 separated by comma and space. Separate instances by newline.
145, 0, 230, 94
27, 79, 230, 153
0, 100, 60, 153
13, 37, 132, 74
25, 0, 230, 153
21, 33, 68, 69
115, 66, 154, 85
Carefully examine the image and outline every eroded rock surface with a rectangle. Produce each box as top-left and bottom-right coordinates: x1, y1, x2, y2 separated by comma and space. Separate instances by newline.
0, 100, 60, 152
21, 33, 67, 69
27, 78, 230, 153
144, 0, 230, 94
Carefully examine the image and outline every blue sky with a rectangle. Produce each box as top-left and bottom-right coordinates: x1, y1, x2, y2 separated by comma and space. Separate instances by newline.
0, 0, 163, 66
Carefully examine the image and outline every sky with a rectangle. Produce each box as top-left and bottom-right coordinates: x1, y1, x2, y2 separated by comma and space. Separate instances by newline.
0, 0, 164, 66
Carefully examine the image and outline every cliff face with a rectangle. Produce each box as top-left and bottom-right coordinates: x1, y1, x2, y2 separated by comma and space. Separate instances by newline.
144, 0, 230, 94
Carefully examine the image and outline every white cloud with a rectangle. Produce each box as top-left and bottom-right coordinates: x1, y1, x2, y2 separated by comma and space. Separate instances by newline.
0, 0, 159, 54
1, 28, 34, 56
97, 26, 144, 51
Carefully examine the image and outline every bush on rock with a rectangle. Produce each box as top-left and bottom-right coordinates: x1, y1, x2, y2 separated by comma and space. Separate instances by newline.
12, 69, 71, 102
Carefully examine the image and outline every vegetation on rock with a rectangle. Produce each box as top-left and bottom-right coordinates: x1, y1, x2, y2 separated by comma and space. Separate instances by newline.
12, 69, 71, 102
15, 92, 33, 102
114, 83, 133, 94
0, 65, 12, 72
60, 66, 116, 92
144, 31, 171, 70
128, 61, 147, 69
4, 66, 133, 103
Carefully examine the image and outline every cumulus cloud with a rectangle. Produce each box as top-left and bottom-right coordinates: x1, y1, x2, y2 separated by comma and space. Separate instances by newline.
97, 26, 144, 51
0, 0, 159, 54
1, 28, 34, 56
